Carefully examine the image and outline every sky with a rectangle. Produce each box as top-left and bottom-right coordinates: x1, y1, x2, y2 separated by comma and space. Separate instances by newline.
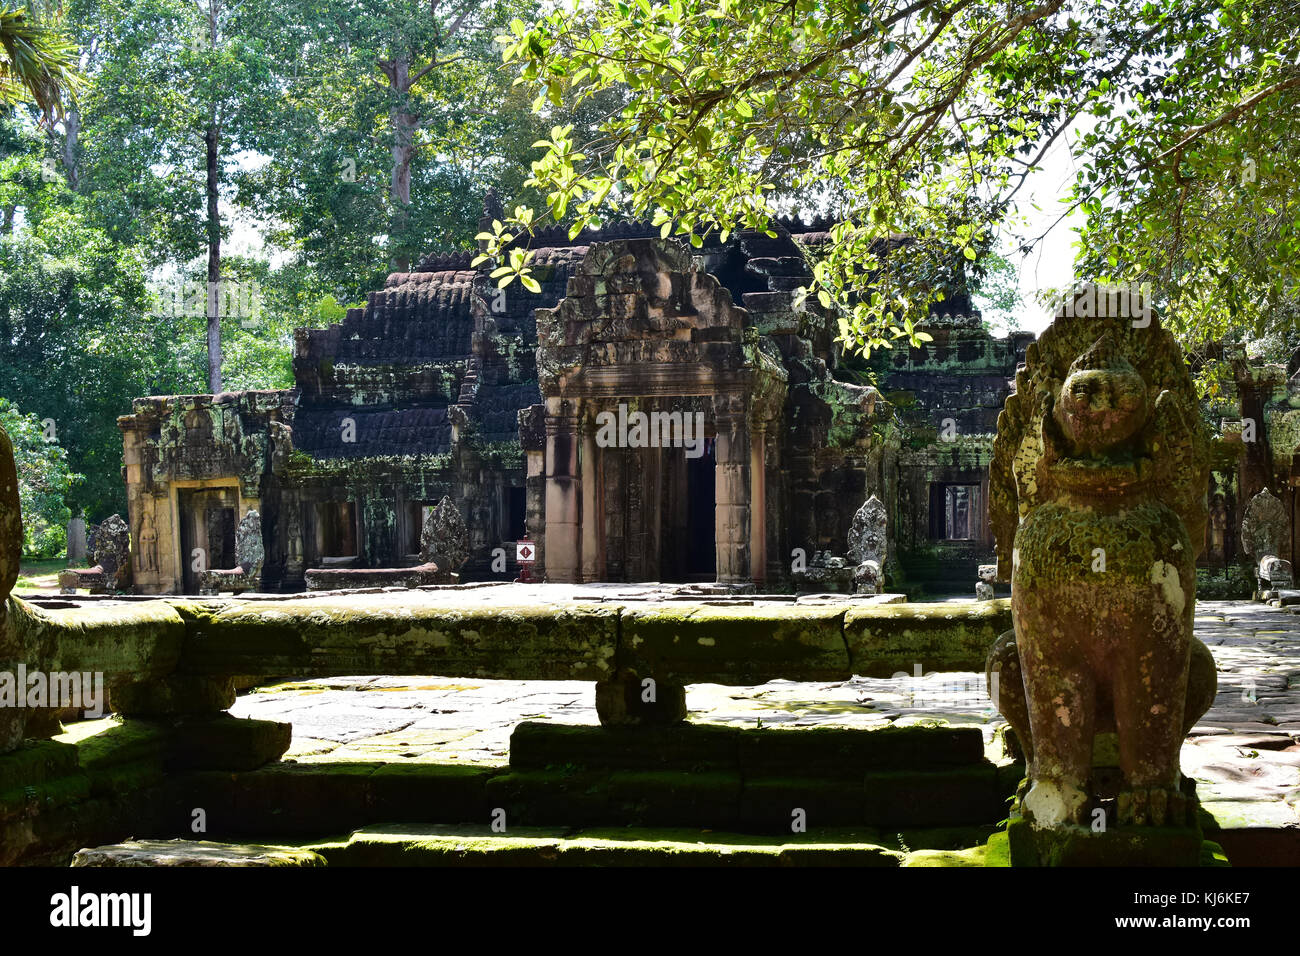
983, 119, 1090, 336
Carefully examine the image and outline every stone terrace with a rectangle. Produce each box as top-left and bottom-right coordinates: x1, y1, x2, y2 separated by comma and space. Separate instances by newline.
180, 595, 1299, 860
20, 588, 1298, 863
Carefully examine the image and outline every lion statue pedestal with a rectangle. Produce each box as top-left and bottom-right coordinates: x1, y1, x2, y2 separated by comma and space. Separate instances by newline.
984, 290, 1218, 866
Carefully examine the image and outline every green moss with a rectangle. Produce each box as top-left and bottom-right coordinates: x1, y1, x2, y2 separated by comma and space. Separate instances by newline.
57, 717, 170, 772
900, 845, 988, 866
984, 830, 1012, 866
316, 823, 905, 867
844, 600, 1011, 677
1200, 840, 1231, 867
0, 770, 92, 819
0, 739, 80, 792
619, 603, 850, 684
284, 451, 456, 482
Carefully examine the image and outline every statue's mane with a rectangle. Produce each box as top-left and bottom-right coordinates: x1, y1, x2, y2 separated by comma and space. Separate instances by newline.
989, 309, 1210, 579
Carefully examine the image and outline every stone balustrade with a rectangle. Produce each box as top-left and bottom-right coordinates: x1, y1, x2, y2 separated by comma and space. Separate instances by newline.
6, 590, 1011, 746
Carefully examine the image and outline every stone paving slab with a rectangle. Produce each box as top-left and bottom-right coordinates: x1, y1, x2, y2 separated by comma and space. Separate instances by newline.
19, 581, 910, 608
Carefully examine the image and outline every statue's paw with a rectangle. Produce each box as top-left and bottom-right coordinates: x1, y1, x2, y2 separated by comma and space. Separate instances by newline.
1022, 779, 1089, 827
1117, 787, 1187, 827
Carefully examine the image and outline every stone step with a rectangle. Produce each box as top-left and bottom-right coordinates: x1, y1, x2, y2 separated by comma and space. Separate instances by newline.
483, 763, 1012, 830
54, 827, 1241, 868
71, 838, 326, 867
508, 721, 986, 775
310, 823, 999, 867
160, 752, 1018, 838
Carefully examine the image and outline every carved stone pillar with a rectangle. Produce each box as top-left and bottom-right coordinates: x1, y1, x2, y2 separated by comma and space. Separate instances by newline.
544, 397, 582, 583
581, 412, 603, 582
713, 394, 751, 585
750, 422, 767, 588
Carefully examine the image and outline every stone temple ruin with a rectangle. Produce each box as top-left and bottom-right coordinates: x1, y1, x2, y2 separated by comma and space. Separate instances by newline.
115, 207, 1042, 597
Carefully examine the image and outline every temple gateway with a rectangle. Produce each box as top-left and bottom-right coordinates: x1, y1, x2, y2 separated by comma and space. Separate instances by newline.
116, 206, 1297, 595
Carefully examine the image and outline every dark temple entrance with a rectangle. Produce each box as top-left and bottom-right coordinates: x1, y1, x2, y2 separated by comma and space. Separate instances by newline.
686, 438, 717, 578
656, 438, 716, 583
179, 487, 238, 593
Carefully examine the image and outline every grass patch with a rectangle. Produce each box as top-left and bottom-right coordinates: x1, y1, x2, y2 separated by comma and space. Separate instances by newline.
15, 558, 65, 591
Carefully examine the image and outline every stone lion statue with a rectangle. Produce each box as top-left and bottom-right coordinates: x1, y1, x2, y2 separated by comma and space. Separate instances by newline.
985, 293, 1217, 831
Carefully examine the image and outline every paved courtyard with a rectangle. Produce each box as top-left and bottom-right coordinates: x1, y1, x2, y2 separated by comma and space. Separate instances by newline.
229, 598, 1300, 834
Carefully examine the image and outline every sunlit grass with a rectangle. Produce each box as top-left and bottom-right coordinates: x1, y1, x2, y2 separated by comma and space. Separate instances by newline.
14, 557, 64, 591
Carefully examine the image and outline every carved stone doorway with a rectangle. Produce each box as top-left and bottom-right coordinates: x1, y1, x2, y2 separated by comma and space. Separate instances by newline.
179, 487, 238, 593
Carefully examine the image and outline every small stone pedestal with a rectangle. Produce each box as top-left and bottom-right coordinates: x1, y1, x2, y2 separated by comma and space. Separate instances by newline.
112, 676, 291, 770
594, 670, 686, 726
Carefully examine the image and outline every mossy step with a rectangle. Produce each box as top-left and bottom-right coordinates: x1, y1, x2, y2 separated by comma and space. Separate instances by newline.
59, 718, 170, 772
485, 763, 1009, 830
0, 739, 80, 793
166, 761, 502, 838
71, 838, 326, 867
55, 715, 288, 774
311, 824, 910, 867
159, 756, 1011, 838
509, 721, 985, 775
164, 715, 291, 771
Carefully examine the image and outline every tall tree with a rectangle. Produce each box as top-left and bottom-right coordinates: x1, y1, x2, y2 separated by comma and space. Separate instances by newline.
239, 0, 553, 293
50, 0, 277, 391
0, 397, 80, 557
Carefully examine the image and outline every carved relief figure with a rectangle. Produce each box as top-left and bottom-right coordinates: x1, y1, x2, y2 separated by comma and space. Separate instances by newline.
138, 511, 158, 573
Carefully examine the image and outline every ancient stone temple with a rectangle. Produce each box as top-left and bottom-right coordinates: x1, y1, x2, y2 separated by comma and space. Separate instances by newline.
118, 211, 935, 594
866, 312, 1034, 590
128, 202, 1238, 596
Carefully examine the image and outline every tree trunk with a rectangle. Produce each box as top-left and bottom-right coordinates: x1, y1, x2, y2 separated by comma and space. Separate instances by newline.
387, 55, 418, 274
205, 123, 222, 394
47, 108, 81, 191
61, 108, 81, 191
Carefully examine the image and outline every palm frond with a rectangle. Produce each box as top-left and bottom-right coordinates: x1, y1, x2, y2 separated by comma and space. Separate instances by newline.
0, 3, 82, 117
